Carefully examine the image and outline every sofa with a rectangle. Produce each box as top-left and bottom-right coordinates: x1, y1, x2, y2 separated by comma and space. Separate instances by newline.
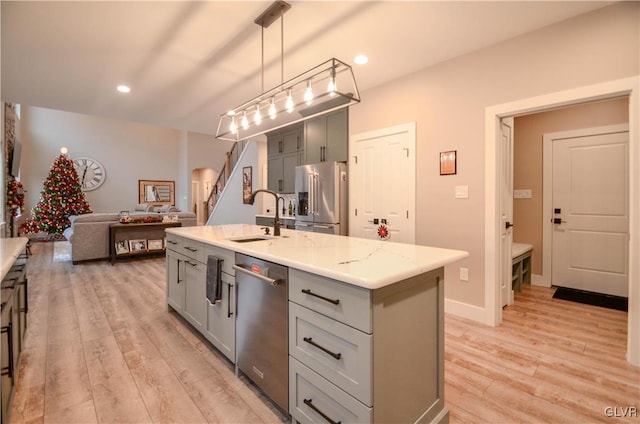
63, 206, 197, 263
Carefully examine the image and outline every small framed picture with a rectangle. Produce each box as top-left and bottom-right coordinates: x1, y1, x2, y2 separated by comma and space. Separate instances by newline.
440, 150, 457, 175
129, 239, 147, 253
115, 240, 130, 255
242, 166, 252, 204
147, 239, 164, 251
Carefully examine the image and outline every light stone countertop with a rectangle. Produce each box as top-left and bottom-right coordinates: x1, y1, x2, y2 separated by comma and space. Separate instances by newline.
0, 237, 28, 281
167, 225, 468, 289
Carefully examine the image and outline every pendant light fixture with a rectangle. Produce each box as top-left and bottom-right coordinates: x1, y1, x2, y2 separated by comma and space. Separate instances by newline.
215, 1, 360, 141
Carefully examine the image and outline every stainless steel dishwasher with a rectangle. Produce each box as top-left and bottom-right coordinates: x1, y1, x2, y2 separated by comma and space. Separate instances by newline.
233, 253, 288, 412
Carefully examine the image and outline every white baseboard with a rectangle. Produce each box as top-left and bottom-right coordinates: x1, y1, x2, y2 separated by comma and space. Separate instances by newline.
531, 274, 550, 287
444, 298, 486, 323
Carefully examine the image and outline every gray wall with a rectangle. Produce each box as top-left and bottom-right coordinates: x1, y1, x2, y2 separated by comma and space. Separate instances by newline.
20, 106, 230, 215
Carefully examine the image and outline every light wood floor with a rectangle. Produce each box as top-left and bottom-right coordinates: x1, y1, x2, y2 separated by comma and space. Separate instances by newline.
9, 242, 640, 423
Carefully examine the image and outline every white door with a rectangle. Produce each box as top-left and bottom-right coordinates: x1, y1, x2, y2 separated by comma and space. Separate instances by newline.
500, 117, 514, 307
350, 123, 416, 244
550, 126, 629, 297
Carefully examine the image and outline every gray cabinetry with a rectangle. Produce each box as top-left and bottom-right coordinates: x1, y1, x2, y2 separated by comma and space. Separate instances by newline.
304, 109, 348, 164
183, 259, 206, 332
204, 245, 236, 363
166, 234, 185, 312
267, 126, 303, 193
288, 267, 446, 424
1, 245, 28, 423
166, 234, 236, 364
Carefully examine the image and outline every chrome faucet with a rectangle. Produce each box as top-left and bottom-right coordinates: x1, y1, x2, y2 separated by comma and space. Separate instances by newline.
249, 189, 281, 236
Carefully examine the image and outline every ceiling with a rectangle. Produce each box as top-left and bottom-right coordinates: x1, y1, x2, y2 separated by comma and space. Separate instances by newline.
1, 1, 612, 135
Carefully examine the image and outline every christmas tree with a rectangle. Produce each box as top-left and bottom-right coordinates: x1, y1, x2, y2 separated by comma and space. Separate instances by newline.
24, 154, 93, 235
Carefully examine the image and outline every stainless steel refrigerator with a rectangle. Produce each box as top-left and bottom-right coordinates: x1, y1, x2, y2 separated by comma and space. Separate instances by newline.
294, 161, 347, 235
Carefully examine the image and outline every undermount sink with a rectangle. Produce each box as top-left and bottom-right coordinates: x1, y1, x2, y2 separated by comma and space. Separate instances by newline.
229, 236, 272, 243
227, 235, 289, 243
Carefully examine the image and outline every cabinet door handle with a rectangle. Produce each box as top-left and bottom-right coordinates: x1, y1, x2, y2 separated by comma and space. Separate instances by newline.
167, 240, 178, 245
176, 259, 182, 284
1, 323, 14, 380
303, 398, 341, 424
301, 289, 340, 305
185, 260, 198, 267
184, 246, 198, 252
227, 283, 234, 318
303, 337, 341, 360
19, 278, 28, 314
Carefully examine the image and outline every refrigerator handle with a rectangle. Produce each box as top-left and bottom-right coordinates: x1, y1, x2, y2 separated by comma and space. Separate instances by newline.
314, 173, 319, 215
308, 173, 314, 215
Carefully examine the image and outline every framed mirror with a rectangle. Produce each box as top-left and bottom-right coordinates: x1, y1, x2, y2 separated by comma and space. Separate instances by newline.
138, 180, 175, 206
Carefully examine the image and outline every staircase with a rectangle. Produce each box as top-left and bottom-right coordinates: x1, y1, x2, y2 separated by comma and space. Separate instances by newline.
205, 139, 248, 221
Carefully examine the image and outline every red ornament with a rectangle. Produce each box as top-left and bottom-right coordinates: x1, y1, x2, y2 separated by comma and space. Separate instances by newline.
377, 224, 389, 240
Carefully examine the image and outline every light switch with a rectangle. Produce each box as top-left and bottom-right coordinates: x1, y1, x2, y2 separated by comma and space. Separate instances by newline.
455, 185, 469, 199
460, 267, 469, 281
514, 189, 532, 199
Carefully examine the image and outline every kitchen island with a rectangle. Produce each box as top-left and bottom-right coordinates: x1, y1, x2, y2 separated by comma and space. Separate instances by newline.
165, 224, 467, 424
1, 237, 29, 420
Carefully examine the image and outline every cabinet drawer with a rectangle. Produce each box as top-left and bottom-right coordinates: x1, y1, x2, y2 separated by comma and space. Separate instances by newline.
289, 269, 371, 333
290, 357, 372, 424
182, 239, 205, 263
165, 233, 182, 252
204, 245, 235, 276
289, 302, 372, 406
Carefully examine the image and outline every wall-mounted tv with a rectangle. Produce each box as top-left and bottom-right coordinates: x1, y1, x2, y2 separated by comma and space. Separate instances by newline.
9, 138, 22, 177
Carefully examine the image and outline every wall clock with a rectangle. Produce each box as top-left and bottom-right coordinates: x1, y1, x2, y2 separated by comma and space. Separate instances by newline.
73, 156, 106, 191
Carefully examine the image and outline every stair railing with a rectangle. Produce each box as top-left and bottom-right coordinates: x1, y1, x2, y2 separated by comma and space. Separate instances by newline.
205, 139, 248, 219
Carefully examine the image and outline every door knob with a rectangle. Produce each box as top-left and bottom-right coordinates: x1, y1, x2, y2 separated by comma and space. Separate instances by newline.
505, 222, 514, 229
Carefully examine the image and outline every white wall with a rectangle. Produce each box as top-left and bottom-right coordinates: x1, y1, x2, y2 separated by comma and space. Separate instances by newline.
184, 131, 234, 216
349, 2, 639, 310
207, 139, 266, 225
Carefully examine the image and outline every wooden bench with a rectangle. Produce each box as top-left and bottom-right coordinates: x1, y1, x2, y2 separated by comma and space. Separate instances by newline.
512, 243, 532, 292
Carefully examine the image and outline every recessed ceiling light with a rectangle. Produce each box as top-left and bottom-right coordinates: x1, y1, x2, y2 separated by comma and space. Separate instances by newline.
354, 55, 368, 65
117, 85, 131, 93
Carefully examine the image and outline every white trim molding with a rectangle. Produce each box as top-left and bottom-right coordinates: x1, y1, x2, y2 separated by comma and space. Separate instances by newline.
444, 298, 486, 323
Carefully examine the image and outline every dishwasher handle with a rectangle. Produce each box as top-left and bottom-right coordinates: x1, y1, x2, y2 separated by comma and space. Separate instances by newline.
233, 264, 281, 286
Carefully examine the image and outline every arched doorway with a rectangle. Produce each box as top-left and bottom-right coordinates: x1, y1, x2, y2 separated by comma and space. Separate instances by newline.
191, 167, 216, 225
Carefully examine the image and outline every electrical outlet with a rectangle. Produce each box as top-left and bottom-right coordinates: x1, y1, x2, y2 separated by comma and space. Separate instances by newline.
459, 267, 469, 281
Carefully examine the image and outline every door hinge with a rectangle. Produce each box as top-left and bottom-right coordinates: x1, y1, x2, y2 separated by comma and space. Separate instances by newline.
355, 208, 358, 216
406, 210, 409, 219
403, 148, 409, 157
353, 155, 358, 164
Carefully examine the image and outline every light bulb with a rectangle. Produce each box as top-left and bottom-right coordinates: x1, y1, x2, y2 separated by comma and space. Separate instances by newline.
254, 105, 262, 125
268, 97, 277, 120
229, 117, 237, 134
327, 69, 337, 96
241, 111, 249, 130
304, 80, 314, 105
286, 89, 294, 113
